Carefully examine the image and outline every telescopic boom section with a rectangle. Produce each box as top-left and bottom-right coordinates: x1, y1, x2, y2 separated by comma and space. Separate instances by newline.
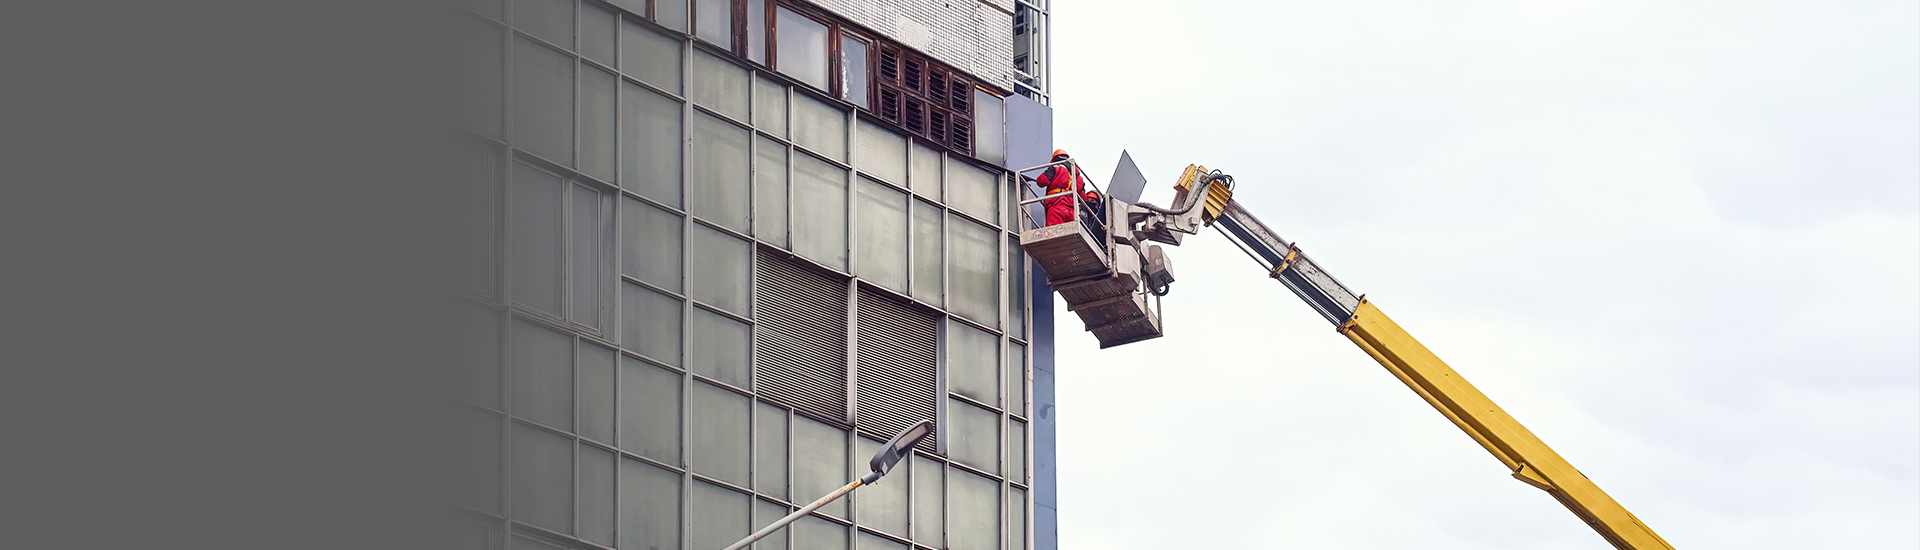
1211, 200, 1677, 550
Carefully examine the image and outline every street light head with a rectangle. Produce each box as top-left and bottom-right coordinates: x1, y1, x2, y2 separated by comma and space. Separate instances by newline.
866, 420, 934, 482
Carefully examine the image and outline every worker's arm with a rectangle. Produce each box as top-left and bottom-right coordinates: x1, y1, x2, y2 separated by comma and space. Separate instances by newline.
1213, 201, 1677, 550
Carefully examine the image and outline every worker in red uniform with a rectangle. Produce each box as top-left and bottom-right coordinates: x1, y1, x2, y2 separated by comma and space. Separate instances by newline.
1037, 149, 1103, 228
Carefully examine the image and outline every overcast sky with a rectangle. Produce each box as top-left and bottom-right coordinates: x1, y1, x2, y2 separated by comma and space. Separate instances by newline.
1042, 1, 1919, 548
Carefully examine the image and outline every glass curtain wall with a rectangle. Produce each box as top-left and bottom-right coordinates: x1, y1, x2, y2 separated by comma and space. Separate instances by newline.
455, 2, 1030, 550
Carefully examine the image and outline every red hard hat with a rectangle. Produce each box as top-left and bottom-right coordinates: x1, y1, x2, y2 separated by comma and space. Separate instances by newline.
1051, 149, 1070, 161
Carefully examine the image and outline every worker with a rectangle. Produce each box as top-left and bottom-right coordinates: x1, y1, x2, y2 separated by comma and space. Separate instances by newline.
1037, 149, 1104, 230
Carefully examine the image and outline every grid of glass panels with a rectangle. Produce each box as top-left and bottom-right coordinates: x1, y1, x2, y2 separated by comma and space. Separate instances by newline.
455, 2, 1031, 550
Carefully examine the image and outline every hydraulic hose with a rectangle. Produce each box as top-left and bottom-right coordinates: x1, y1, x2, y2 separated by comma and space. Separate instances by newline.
1131, 171, 1233, 215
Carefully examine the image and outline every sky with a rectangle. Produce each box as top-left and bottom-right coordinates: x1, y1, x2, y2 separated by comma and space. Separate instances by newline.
1041, 1, 1920, 548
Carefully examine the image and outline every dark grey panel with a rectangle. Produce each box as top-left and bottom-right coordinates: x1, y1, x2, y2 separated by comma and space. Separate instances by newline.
1004, 93, 1054, 172
1105, 150, 1149, 205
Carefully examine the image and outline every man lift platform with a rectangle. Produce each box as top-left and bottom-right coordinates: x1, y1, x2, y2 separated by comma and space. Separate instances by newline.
1014, 155, 1678, 550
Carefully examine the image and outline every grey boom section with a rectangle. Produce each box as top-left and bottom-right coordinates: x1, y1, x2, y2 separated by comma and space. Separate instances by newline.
1215, 202, 1362, 326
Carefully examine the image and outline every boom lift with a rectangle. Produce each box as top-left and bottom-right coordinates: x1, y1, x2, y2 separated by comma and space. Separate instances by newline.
1016, 159, 1677, 550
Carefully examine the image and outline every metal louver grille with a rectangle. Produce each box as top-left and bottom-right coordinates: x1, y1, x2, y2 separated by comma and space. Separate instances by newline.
855, 289, 939, 453
755, 254, 849, 421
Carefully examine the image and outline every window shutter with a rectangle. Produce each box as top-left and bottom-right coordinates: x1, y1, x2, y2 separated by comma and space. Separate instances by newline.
854, 289, 939, 453
754, 254, 849, 421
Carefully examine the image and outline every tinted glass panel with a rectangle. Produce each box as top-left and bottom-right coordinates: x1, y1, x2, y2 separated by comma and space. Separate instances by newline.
793, 153, 848, 270
656, 0, 687, 32
690, 111, 752, 231
1007, 237, 1025, 336
622, 196, 683, 291
841, 36, 869, 108
746, 0, 767, 64
949, 217, 999, 327
513, 0, 573, 50
579, 342, 616, 442
690, 49, 750, 122
754, 499, 789, 550
1006, 486, 1027, 550
510, 317, 573, 432
620, 356, 682, 462
689, 223, 751, 315
951, 399, 999, 475
511, 162, 564, 314
793, 416, 848, 518
853, 438, 908, 537
910, 200, 942, 303
620, 81, 682, 205
949, 469, 998, 550
512, 37, 574, 164
909, 143, 940, 199
694, 0, 731, 45
792, 93, 846, 161
621, 19, 682, 93
620, 457, 681, 550
688, 381, 750, 485
458, 408, 501, 513
689, 480, 752, 550
856, 120, 906, 185
754, 76, 786, 137
1009, 418, 1027, 483
856, 532, 906, 550
455, 303, 501, 409
755, 403, 788, 498
911, 455, 942, 544
580, 443, 616, 545
458, 15, 503, 137
947, 159, 997, 224
622, 282, 682, 365
949, 320, 997, 406
794, 515, 848, 550
973, 90, 1005, 165
755, 136, 789, 247
856, 178, 907, 292
774, 7, 829, 90
581, 3, 615, 66
570, 183, 607, 328
510, 422, 572, 533
688, 307, 750, 388
1005, 341, 1026, 415
581, 67, 617, 181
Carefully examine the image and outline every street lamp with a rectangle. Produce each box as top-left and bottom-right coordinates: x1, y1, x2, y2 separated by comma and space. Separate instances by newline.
720, 419, 934, 550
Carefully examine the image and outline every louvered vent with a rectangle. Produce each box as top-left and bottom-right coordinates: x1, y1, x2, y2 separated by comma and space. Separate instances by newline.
903, 59, 922, 91
928, 111, 947, 151
868, 43, 985, 158
903, 99, 925, 134
854, 289, 939, 453
878, 46, 899, 82
927, 69, 947, 104
755, 254, 849, 422
949, 77, 971, 111
949, 115, 971, 152
879, 88, 901, 123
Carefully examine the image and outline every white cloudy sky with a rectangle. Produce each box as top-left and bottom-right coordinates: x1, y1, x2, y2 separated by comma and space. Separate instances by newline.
1042, 1, 1919, 548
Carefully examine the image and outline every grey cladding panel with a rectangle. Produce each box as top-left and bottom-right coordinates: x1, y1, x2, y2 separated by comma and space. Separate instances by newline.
1106, 150, 1148, 205
755, 254, 849, 421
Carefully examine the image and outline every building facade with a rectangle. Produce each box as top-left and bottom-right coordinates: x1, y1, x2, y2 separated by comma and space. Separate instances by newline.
453, 1, 1057, 550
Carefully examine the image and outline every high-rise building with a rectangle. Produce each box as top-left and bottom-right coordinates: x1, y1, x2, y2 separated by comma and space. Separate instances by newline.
453, 1, 1059, 550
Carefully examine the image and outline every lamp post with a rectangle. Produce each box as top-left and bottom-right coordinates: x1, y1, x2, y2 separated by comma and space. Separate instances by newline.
719, 420, 934, 550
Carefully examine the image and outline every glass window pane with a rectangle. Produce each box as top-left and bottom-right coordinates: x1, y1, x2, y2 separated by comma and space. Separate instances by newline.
622, 196, 683, 292
1008, 418, 1026, 483
694, 0, 731, 45
774, 7, 829, 90
513, 0, 573, 50
620, 456, 682, 550
793, 153, 848, 270
510, 318, 573, 431
620, 81, 683, 205
510, 422, 572, 533
746, 0, 767, 64
1006, 486, 1027, 550
689, 480, 752, 550
793, 416, 849, 518
1005, 341, 1025, 416
691, 111, 752, 231
856, 531, 906, 550
622, 282, 682, 365
755, 136, 789, 247
688, 381, 750, 484
621, 19, 682, 93
946, 159, 997, 224
512, 162, 564, 314
580, 342, 616, 442
949, 399, 999, 475
582, 2, 615, 66
570, 183, 608, 328
458, 0, 501, 20
949, 217, 999, 328
1007, 237, 1024, 337
688, 307, 750, 387
856, 178, 907, 292
854, 438, 908, 537
690, 49, 750, 122
948, 469, 998, 550
794, 515, 847, 550
455, 303, 501, 409
841, 36, 868, 109
756, 403, 788, 498
911, 455, 942, 545
754, 499, 789, 550
512, 37, 574, 164
910, 200, 942, 303
620, 356, 682, 462
458, 15, 502, 137
909, 143, 940, 199
514, 532, 561, 550
581, 67, 617, 182
792, 93, 846, 161
458, 408, 501, 513
656, 0, 687, 32
754, 76, 786, 137
948, 320, 997, 406
972, 90, 1005, 166
580, 443, 616, 545
690, 224, 751, 315
856, 121, 905, 186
